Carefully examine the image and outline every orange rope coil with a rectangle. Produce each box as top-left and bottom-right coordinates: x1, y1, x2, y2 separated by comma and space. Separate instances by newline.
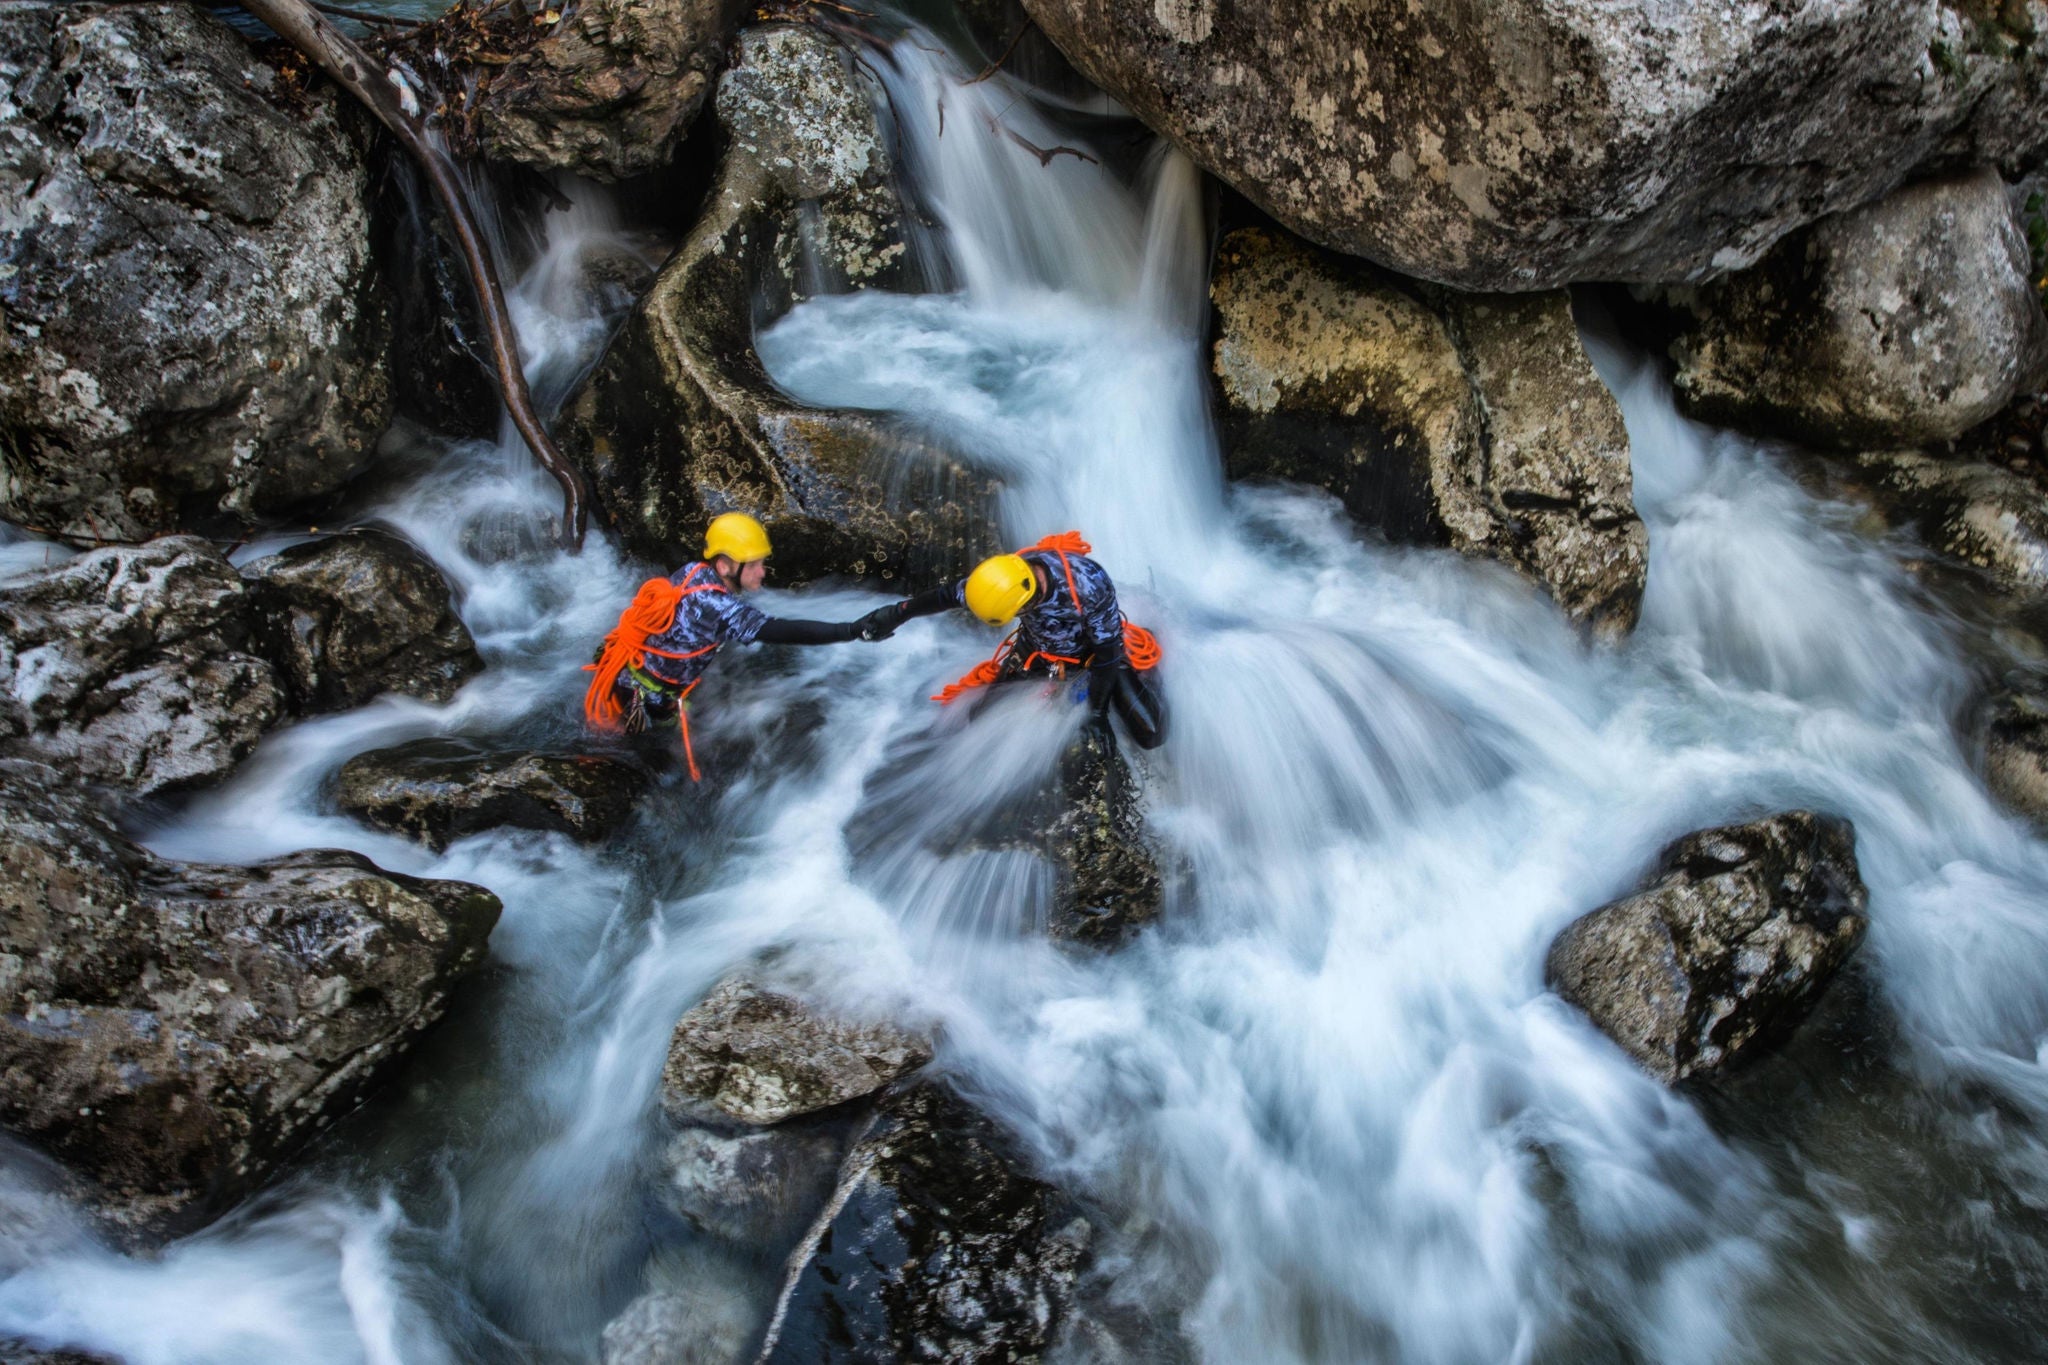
583, 565, 722, 780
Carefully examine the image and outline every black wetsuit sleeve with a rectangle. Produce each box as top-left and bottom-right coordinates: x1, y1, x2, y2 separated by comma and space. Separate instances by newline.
899, 583, 962, 619
755, 617, 859, 645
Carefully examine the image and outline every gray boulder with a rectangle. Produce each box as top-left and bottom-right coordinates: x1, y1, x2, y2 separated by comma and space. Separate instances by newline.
658, 1122, 847, 1251
0, 759, 500, 1231
335, 738, 646, 850
0, 4, 391, 544
1212, 227, 1645, 636
0, 538, 283, 800
1984, 689, 2048, 827
1020, 0, 2047, 290
469, 0, 745, 181
1850, 450, 2048, 601
757, 1082, 1091, 1365
560, 25, 988, 582
1668, 170, 2048, 450
661, 975, 933, 1127
1546, 812, 1869, 1084
243, 532, 482, 715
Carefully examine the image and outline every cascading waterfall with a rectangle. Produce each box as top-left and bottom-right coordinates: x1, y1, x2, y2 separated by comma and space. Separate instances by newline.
8, 7, 2048, 1362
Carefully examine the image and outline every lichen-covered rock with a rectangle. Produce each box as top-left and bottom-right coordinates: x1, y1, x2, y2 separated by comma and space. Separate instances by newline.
470, 0, 743, 181
1212, 228, 1645, 635
661, 975, 932, 1127
0, 759, 500, 1230
1851, 450, 2048, 600
1668, 169, 2048, 450
1020, 0, 2048, 290
757, 1082, 1090, 1364
560, 25, 988, 582
0, 4, 391, 544
1984, 689, 2048, 827
1546, 812, 1869, 1084
243, 531, 482, 715
336, 739, 646, 851
1049, 723, 1161, 945
0, 538, 283, 800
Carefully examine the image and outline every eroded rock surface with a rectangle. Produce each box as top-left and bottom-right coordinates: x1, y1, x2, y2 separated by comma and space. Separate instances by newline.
0, 760, 500, 1229
243, 532, 482, 715
471, 0, 744, 181
757, 1082, 1090, 1365
1546, 812, 1869, 1083
560, 25, 988, 582
661, 975, 932, 1127
0, 4, 391, 543
1021, 0, 2048, 289
0, 538, 282, 799
1212, 228, 1645, 635
336, 738, 646, 850
1668, 170, 2048, 449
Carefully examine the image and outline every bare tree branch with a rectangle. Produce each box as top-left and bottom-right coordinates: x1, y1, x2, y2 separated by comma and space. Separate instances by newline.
236, 0, 591, 548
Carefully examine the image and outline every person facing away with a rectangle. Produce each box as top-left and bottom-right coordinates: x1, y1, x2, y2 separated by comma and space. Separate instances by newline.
583, 512, 898, 778
865, 531, 1168, 750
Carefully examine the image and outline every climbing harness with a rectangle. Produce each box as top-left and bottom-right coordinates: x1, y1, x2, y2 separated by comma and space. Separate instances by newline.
583, 563, 726, 780
932, 532, 1161, 704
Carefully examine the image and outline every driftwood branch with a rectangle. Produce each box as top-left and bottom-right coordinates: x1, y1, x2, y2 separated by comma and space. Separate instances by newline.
964, 18, 1032, 84
237, 0, 591, 548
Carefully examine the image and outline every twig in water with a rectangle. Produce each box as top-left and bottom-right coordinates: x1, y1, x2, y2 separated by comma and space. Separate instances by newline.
988, 116, 1096, 167
964, 18, 1033, 84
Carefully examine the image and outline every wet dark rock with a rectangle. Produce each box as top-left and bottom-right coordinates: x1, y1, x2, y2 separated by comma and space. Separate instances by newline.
373, 156, 498, 444
1546, 812, 1869, 1084
335, 738, 647, 851
661, 974, 933, 1127
1850, 450, 2048, 602
1212, 227, 1645, 636
0, 4, 391, 544
0, 537, 283, 801
243, 531, 482, 715
757, 1081, 1091, 1365
1049, 723, 1162, 946
1666, 170, 2048, 450
559, 25, 989, 584
658, 1120, 848, 1251
470, 0, 745, 182
0, 759, 500, 1232
1019, 0, 2047, 290
1984, 689, 2048, 827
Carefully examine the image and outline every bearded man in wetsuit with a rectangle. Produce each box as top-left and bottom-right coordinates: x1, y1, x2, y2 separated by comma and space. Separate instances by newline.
584, 512, 899, 778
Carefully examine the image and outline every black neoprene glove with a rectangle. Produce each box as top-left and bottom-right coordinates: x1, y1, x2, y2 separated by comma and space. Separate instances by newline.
854, 602, 912, 641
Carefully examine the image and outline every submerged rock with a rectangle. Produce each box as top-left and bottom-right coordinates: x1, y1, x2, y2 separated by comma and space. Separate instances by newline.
1049, 723, 1162, 945
0, 538, 283, 800
560, 24, 988, 582
1020, 0, 2047, 290
661, 975, 933, 1127
1546, 812, 1869, 1084
0, 4, 391, 543
335, 738, 647, 851
470, 0, 744, 181
1667, 170, 2048, 450
601, 1289, 751, 1365
0, 760, 500, 1230
242, 531, 482, 715
1212, 227, 1645, 635
757, 1082, 1091, 1364
658, 1121, 848, 1251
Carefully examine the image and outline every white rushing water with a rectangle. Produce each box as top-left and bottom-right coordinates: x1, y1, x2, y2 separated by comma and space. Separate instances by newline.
10, 8, 2048, 1362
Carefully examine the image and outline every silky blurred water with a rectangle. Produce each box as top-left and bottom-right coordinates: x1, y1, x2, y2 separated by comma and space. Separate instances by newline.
8, 9, 2048, 1364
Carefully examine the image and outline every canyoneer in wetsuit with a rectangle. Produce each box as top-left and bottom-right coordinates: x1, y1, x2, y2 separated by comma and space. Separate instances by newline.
867, 531, 1168, 749
582, 512, 898, 779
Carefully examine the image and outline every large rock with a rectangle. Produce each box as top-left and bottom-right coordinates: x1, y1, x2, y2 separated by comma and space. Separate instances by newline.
1212, 228, 1645, 635
0, 538, 283, 799
559, 25, 988, 582
1984, 689, 2048, 827
470, 0, 744, 181
661, 975, 932, 1127
1546, 812, 1869, 1084
1049, 722, 1162, 945
1668, 170, 2048, 449
336, 738, 647, 851
757, 1082, 1091, 1364
1020, 0, 2048, 290
1850, 450, 2048, 601
0, 4, 391, 544
242, 532, 482, 715
0, 759, 500, 1229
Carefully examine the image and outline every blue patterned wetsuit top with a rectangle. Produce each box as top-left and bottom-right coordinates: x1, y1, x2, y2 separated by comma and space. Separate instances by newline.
955, 549, 1126, 666
638, 562, 769, 689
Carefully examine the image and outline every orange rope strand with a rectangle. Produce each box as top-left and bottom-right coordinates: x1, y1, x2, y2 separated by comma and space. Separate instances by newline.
583, 565, 727, 780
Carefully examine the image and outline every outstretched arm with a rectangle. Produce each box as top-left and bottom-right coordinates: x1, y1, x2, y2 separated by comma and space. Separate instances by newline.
755, 616, 860, 645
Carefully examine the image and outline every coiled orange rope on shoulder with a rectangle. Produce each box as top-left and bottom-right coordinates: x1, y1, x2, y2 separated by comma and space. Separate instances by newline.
932, 532, 1161, 704
583, 565, 723, 779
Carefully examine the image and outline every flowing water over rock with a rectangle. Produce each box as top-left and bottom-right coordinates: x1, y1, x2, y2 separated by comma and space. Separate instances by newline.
9, 9, 2048, 1363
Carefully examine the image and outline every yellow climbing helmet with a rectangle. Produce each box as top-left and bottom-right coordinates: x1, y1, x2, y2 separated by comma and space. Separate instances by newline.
963, 553, 1037, 626
703, 512, 771, 565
